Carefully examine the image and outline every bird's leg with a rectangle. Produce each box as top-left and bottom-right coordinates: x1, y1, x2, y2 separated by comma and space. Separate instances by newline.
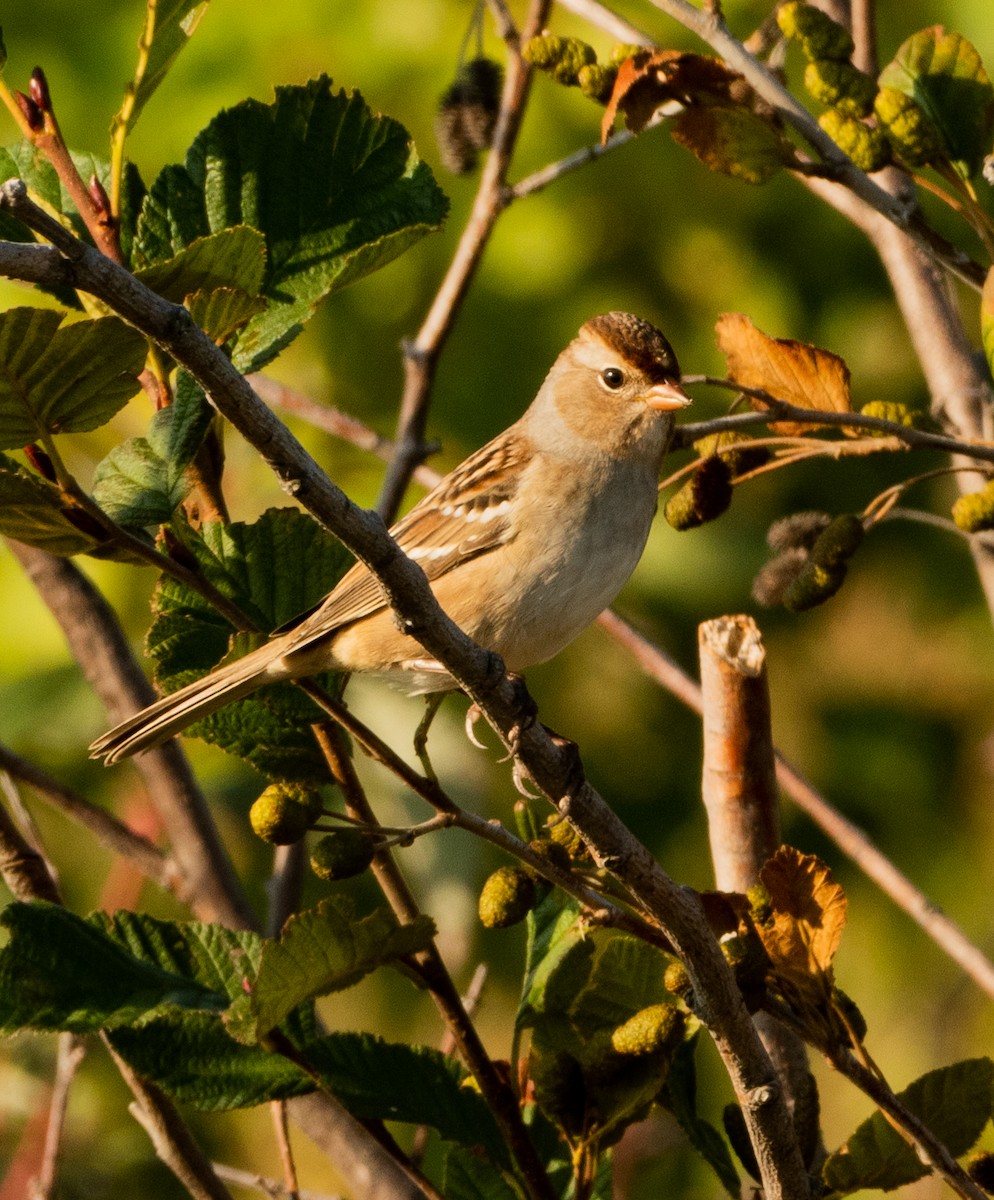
414, 692, 447, 782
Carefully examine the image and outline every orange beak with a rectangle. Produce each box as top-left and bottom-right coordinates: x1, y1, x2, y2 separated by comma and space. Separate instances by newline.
645, 379, 693, 412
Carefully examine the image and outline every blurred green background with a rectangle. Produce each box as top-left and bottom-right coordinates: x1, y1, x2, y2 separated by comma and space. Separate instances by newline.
0, 1, 993, 1196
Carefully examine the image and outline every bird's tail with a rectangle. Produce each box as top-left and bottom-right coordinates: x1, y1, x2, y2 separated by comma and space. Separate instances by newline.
90, 641, 288, 764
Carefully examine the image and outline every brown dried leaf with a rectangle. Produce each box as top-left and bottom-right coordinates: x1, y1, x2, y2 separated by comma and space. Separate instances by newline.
601, 50, 744, 143
716, 312, 852, 434
757, 847, 847, 980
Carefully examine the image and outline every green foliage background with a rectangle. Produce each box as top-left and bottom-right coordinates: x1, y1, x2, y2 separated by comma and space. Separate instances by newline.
0, 1, 993, 1195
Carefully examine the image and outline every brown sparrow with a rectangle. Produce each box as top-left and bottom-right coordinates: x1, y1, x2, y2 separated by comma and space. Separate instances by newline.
91, 312, 690, 764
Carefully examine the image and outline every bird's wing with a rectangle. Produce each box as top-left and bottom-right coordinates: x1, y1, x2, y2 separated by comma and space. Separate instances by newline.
283, 430, 530, 647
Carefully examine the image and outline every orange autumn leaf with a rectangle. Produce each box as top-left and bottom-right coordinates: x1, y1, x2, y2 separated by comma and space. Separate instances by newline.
757, 847, 847, 980
716, 312, 853, 434
601, 50, 744, 143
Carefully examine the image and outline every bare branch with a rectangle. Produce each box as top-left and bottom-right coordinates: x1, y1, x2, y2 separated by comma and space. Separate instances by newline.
30, 1034, 87, 1200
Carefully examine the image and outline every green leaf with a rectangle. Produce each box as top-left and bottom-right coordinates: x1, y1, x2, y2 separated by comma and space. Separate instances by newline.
133, 226, 266, 302
116, 1, 210, 135
92, 371, 213, 527
0, 310, 146, 448
0, 464, 101, 556
134, 76, 448, 370
187, 286, 267, 343
148, 508, 353, 779
442, 1146, 520, 1200
822, 1057, 994, 1193
109, 1010, 315, 1110
226, 898, 435, 1043
878, 28, 994, 177
572, 936, 669, 1036
517, 890, 591, 1031
661, 1037, 740, 1198
0, 902, 228, 1033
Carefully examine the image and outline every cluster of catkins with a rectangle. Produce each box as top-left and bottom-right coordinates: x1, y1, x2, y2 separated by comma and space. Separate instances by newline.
522, 34, 643, 103
250, 782, 376, 881
435, 57, 504, 174
778, 1, 944, 173
752, 511, 865, 611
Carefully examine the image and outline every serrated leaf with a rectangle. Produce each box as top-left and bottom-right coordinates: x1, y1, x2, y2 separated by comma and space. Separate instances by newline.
0, 145, 113, 251
92, 370, 213, 527
0, 902, 227, 1033
187, 286, 267, 343
661, 1037, 740, 1198
148, 508, 352, 779
116, 1, 210, 135
134, 77, 448, 371
573, 936, 669, 1035
823, 1058, 994, 1193
671, 106, 790, 184
226, 898, 435, 1043
517, 890, 592, 1031
758, 847, 847, 979
716, 312, 852, 434
133, 226, 266, 301
0, 465, 101, 556
306, 1034, 508, 1163
878, 27, 994, 178
0, 310, 146, 447
442, 1145, 520, 1200
982, 267, 994, 381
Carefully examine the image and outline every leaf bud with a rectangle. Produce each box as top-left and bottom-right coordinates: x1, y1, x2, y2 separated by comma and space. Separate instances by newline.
249, 782, 323, 845
478, 865, 537, 928
29, 67, 51, 113
692, 430, 771, 476
818, 108, 890, 172
810, 513, 864, 569
23, 443, 58, 481
610, 1003, 683, 1057
952, 482, 994, 533
15, 90, 43, 131
310, 829, 376, 881
664, 454, 733, 530
782, 559, 847, 611
874, 86, 944, 168
803, 59, 876, 117
89, 174, 111, 218
776, 2, 854, 62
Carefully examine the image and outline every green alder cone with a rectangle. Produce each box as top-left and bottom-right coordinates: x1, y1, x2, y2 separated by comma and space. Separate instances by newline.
249, 783, 323, 844
309, 830, 376, 881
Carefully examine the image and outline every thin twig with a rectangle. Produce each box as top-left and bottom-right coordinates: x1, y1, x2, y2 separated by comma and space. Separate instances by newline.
377, 0, 553, 522
30, 1034, 87, 1200
0, 741, 177, 894
211, 1161, 342, 1200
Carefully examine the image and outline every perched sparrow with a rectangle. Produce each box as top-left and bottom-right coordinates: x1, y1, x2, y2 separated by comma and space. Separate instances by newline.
91, 312, 690, 764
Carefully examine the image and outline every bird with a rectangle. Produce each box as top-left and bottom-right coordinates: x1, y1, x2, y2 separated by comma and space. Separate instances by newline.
90, 312, 691, 765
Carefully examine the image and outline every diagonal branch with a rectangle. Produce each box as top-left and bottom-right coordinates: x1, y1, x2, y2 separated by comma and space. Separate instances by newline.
0, 182, 809, 1200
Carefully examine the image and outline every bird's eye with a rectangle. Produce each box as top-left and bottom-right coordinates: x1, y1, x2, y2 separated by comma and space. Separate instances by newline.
600, 366, 625, 389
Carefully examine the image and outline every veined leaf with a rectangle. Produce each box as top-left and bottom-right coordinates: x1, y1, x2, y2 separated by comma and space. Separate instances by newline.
133, 77, 448, 371
0, 903, 228, 1034
0, 464, 101, 556
0, 310, 146, 448
133, 225, 265, 302
878, 27, 994, 177
823, 1058, 994, 1193
92, 371, 214, 528
226, 898, 435, 1043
